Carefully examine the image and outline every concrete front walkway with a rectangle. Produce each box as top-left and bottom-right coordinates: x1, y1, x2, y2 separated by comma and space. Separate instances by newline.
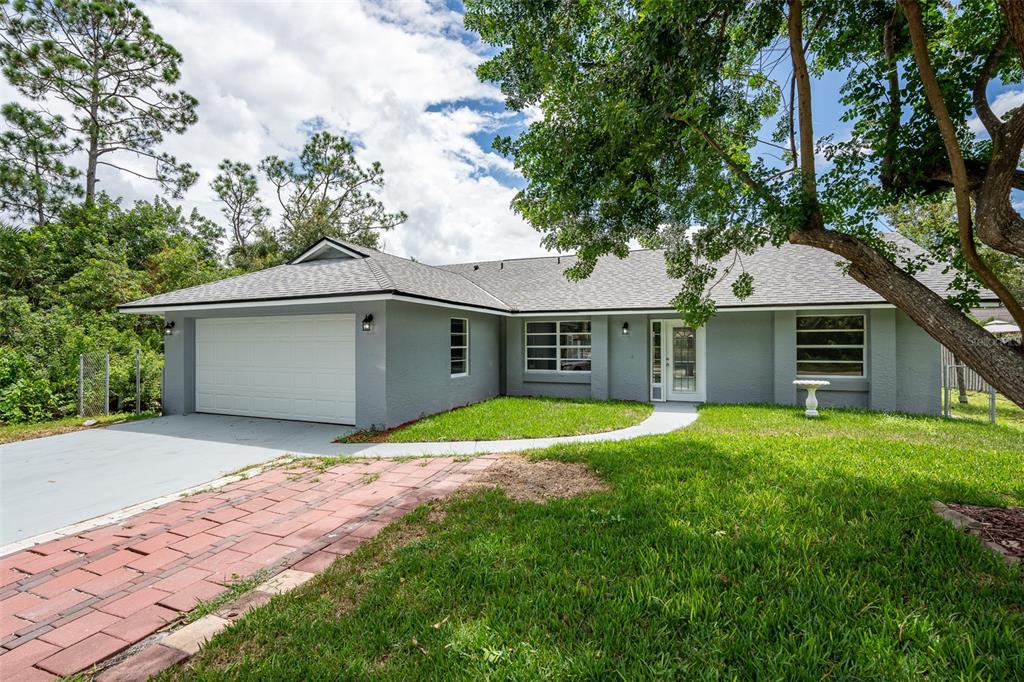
0, 455, 493, 680
336, 401, 700, 457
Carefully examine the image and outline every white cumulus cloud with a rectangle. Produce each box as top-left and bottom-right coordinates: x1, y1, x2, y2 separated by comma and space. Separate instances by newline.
92, 0, 548, 264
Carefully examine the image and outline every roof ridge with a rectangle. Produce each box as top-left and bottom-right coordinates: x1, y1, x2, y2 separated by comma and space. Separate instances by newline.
363, 257, 394, 290
441, 248, 667, 269
433, 264, 514, 311
372, 249, 512, 310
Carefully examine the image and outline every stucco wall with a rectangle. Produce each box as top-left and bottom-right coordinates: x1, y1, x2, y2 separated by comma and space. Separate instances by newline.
384, 300, 500, 427
162, 313, 194, 416
705, 311, 774, 404
608, 314, 649, 401
894, 310, 941, 415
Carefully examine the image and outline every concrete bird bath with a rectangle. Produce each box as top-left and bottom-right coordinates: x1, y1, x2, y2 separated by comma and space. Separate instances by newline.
793, 380, 831, 417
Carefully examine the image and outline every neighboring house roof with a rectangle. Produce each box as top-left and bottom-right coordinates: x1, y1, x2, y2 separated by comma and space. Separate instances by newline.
984, 320, 1020, 335
120, 234, 991, 314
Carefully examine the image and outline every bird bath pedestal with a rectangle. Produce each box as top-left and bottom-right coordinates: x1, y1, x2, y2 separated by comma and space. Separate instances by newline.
793, 380, 831, 417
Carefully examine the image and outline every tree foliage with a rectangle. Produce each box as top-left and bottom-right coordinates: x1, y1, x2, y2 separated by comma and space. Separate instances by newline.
0, 195, 229, 422
0, 0, 199, 202
0, 102, 80, 225
465, 0, 1024, 406
210, 160, 269, 266
258, 131, 407, 256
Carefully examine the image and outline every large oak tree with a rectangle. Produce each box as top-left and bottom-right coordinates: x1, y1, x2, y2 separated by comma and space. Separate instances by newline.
465, 0, 1024, 406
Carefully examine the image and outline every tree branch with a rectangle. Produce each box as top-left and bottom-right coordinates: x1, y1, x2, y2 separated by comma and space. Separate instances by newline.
900, 0, 1024, 330
880, 7, 902, 190
973, 31, 1009, 139
787, 0, 822, 230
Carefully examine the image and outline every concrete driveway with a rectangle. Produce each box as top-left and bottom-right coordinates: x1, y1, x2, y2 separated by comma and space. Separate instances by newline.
0, 414, 353, 545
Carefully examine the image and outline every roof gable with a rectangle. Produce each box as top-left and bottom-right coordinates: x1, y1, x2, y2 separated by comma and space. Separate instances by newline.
290, 238, 370, 264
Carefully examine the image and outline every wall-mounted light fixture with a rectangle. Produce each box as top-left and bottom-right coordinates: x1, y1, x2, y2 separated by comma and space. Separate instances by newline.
164, 321, 176, 336
621, 321, 629, 336
361, 314, 374, 332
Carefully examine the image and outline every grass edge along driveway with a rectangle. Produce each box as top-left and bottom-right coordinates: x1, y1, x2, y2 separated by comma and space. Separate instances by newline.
167, 405, 1023, 680
341, 396, 654, 443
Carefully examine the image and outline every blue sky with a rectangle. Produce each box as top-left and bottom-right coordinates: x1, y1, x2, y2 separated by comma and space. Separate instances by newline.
82, 2, 1018, 264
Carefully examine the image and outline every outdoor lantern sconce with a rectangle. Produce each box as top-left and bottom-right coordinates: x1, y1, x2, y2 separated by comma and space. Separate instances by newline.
164, 321, 175, 336
361, 314, 374, 332
621, 322, 629, 336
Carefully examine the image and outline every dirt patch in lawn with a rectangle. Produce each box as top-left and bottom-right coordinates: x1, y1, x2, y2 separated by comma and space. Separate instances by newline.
462, 455, 610, 503
947, 503, 1024, 560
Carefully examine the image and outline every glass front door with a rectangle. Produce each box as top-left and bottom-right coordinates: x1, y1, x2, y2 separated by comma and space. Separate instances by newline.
661, 320, 705, 401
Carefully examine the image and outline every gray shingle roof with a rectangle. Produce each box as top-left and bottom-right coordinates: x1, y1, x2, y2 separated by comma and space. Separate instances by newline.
442, 234, 972, 311
121, 234, 988, 313
120, 238, 509, 311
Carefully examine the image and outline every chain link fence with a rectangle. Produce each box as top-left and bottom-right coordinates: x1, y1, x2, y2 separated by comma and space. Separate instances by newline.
79, 350, 162, 417
940, 345, 1024, 427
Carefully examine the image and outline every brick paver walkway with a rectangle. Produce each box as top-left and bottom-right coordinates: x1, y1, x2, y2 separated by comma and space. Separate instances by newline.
0, 455, 494, 680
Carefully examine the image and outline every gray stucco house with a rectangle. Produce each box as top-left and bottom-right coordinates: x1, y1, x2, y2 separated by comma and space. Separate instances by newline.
119, 236, 974, 428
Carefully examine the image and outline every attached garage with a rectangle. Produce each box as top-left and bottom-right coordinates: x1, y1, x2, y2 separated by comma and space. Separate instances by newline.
194, 314, 356, 424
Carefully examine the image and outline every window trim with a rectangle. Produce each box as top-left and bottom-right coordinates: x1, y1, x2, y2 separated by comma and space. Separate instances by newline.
524, 320, 592, 373
795, 313, 866, 378
450, 317, 469, 377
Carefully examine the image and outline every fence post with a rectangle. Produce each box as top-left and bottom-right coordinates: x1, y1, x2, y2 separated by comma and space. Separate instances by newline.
989, 386, 996, 425
79, 353, 84, 418
104, 351, 110, 416
136, 350, 141, 415
942, 365, 950, 418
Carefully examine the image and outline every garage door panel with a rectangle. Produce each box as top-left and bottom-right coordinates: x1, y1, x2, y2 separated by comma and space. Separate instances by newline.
195, 314, 356, 425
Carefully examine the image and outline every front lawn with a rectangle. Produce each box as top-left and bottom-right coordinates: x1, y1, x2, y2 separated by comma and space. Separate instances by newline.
0, 411, 158, 445
341, 396, 654, 442
169, 405, 1023, 680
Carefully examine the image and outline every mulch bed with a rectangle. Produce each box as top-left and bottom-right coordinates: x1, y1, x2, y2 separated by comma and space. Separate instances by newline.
946, 503, 1024, 559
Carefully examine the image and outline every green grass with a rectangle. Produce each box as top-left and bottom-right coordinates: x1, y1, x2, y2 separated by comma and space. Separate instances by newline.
949, 390, 1024, 430
167, 405, 1023, 680
0, 411, 157, 444
341, 396, 653, 442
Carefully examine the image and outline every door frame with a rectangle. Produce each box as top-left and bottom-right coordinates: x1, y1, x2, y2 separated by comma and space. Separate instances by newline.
650, 318, 706, 402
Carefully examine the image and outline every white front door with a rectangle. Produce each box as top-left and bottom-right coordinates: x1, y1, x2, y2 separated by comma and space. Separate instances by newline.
195, 314, 356, 424
662, 320, 706, 402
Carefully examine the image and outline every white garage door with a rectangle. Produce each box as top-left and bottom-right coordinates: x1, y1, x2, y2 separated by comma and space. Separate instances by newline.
195, 314, 355, 424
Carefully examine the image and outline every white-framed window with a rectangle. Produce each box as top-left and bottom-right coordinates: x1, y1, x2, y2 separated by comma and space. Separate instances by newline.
796, 314, 865, 377
450, 318, 469, 376
525, 320, 591, 372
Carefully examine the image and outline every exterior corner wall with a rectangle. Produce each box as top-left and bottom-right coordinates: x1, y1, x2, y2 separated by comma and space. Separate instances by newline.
868, 308, 898, 411
383, 300, 500, 428
590, 316, 609, 400
705, 311, 774, 404
608, 314, 649, 402
161, 313, 195, 416
772, 310, 798, 406
894, 310, 941, 415
354, 300, 389, 429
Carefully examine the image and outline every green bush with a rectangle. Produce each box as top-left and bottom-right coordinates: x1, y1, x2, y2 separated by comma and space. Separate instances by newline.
0, 347, 56, 423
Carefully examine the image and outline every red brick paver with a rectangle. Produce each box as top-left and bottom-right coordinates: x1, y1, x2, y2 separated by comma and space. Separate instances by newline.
0, 455, 494, 679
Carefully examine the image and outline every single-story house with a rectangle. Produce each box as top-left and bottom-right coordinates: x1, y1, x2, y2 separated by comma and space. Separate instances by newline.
119, 236, 986, 428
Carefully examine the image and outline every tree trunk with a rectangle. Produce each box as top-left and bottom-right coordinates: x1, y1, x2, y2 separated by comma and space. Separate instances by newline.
789, 228, 1024, 408
85, 127, 99, 204
32, 150, 45, 227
